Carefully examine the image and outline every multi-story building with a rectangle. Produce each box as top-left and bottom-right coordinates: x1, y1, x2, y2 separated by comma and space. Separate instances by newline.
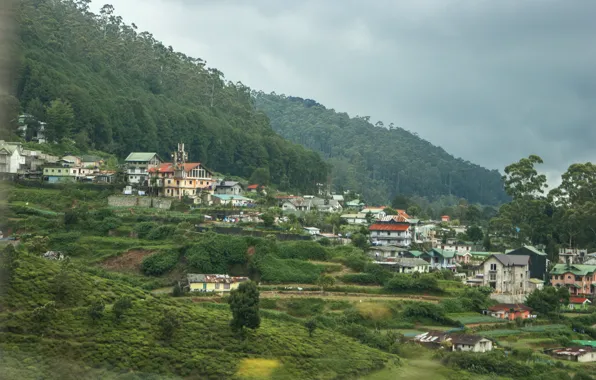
149, 163, 213, 198
480, 254, 530, 295
147, 144, 214, 200
550, 264, 596, 296
369, 214, 412, 247
124, 152, 163, 185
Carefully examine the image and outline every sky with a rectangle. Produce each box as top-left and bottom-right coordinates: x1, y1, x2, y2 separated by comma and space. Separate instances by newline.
91, 0, 596, 186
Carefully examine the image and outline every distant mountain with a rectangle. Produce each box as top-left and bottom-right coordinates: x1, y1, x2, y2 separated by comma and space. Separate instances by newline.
12, 0, 328, 194
254, 93, 507, 205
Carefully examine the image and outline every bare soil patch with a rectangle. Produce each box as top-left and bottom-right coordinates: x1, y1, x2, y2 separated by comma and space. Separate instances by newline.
101, 249, 155, 272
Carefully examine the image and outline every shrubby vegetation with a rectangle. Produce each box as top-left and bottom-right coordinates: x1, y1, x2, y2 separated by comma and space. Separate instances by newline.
141, 250, 180, 276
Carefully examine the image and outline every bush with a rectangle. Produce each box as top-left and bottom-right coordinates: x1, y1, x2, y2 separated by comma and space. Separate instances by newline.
403, 302, 457, 325
141, 250, 179, 276
384, 274, 441, 294
339, 273, 379, 285
146, 225, 176, 240
258, 256, 323, 283
185, 234, 249, 274
134, 222, 158, 239
277, 241, 330, 261
442, 351, 533, 378
285, 298, 325, 317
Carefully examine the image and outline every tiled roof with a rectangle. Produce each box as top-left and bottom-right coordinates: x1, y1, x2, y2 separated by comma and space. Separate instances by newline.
125, 152, 160, 162
550, 264, 596, 276
369, 223, 409, 232
247, 184, 260, 189
408, 250, 424, 257
488, 303, 532, 312
569, 297, 591, 304
149, 162, 203, 173
553, 347, 593, 356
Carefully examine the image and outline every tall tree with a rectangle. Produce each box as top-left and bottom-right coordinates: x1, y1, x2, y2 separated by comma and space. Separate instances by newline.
45, 99, 75, 142
228, 281, 261, 334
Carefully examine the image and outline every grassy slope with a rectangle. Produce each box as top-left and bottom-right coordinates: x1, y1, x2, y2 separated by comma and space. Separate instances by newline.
0, 254, 396, 380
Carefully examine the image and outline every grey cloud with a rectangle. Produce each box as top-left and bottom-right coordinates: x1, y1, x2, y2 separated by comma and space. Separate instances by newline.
92, 0, 596, 185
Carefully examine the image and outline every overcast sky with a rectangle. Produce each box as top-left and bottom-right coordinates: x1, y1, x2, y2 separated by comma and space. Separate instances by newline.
91, 0, 596, 185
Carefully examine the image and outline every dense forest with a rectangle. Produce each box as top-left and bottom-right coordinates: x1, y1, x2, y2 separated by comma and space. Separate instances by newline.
255, 94, 508, 205
5, 0, 328, 193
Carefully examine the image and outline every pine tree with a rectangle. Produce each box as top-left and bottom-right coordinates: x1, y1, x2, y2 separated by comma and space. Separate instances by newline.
228, 281, 260, 334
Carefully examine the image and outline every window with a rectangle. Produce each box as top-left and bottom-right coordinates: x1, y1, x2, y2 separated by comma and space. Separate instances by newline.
490, 264, 497, 271
576, 276, 583, 281
168, 180, 171, 184
58, 169, 62, 173
177, 181, 180, 185
520, 282, 523, 288
51, 169, 54, 173
521, 274, 523, 279
568, 275, 572, 280
200, 181, 203, 185
215, 283, 220, 289
224, 283, 230, 290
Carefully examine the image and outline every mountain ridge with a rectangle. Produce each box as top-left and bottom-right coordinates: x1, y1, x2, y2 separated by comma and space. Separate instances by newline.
255, 93, 507, 205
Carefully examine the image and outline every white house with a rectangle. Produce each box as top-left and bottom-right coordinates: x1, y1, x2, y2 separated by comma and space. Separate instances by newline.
125, 152, 163, 185
450, 335, 493, 353
341, 213, 368, 225
215, 181, 243, 195
303, 227, 320, 236
0, 141, 26, 173
374, 258, 430, 274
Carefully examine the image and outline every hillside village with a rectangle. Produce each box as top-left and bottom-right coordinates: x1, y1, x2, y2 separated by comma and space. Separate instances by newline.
4, 138, 596, 376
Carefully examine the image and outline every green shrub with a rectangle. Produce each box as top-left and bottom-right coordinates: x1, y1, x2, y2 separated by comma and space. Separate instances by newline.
385, 274, 441, 294
146, 225, 176, 240
285, 298, 325, 317
258, 256, 322, 283
339, 273, 379, 285
141, 250, 180, 276
260, 298, 278, 310
134, 222, 158, 239
278, 241, 330, 261
185, 233, 249, 274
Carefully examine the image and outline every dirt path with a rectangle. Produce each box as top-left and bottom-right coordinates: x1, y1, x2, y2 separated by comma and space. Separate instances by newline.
101, 249, 155, 272
259, 291, 440, 303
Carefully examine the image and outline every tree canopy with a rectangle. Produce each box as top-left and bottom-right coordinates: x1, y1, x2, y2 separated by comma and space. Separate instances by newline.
254, 94, 508, 205
15, 0, 328, 194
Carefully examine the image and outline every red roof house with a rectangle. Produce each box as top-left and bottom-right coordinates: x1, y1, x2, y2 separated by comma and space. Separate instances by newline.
486, 304, 533, 320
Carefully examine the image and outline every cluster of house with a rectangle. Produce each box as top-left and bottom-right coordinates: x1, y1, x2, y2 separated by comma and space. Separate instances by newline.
0, 140, 60, 178
277, 194, 344, 213
413, 331, 494, 352
121, 144, 265, 206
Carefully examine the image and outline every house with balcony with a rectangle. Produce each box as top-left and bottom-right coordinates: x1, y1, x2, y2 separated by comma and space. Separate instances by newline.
550, 264, 596, 296
422, 248, 457, 271
480, 254, 531, 295
369, 215, 412, 247
149, 162, 213, 199
125, 152, 163, 185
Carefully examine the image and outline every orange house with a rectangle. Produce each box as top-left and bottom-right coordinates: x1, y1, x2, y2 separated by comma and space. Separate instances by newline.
149, 162, 213, 198
486, 304, 533, 320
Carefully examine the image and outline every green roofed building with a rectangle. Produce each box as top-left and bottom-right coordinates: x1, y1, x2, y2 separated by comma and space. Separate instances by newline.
550, 264, 596, 296
124, 152, 163, 185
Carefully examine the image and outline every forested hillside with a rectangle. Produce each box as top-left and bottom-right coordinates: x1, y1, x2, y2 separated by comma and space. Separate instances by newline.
9, 0, 327, 193
255, 94, 508, 205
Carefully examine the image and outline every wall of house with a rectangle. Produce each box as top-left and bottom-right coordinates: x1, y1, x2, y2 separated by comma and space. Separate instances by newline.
453, 340, 492, 353
578, 352, 596, 363
482, 258, 529, 294
189, 282, 240, 292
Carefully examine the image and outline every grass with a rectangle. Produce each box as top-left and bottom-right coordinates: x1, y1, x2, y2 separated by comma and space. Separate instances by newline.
236, 358, 281, 379
447, 313, 506, 325
0, 252, 398, 379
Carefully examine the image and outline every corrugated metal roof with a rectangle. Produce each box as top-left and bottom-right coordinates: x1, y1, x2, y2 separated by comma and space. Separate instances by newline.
125, 152, 160, 162
187, 274, 249, 284
550, 264, 596, 276
491, 254, 529, 266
